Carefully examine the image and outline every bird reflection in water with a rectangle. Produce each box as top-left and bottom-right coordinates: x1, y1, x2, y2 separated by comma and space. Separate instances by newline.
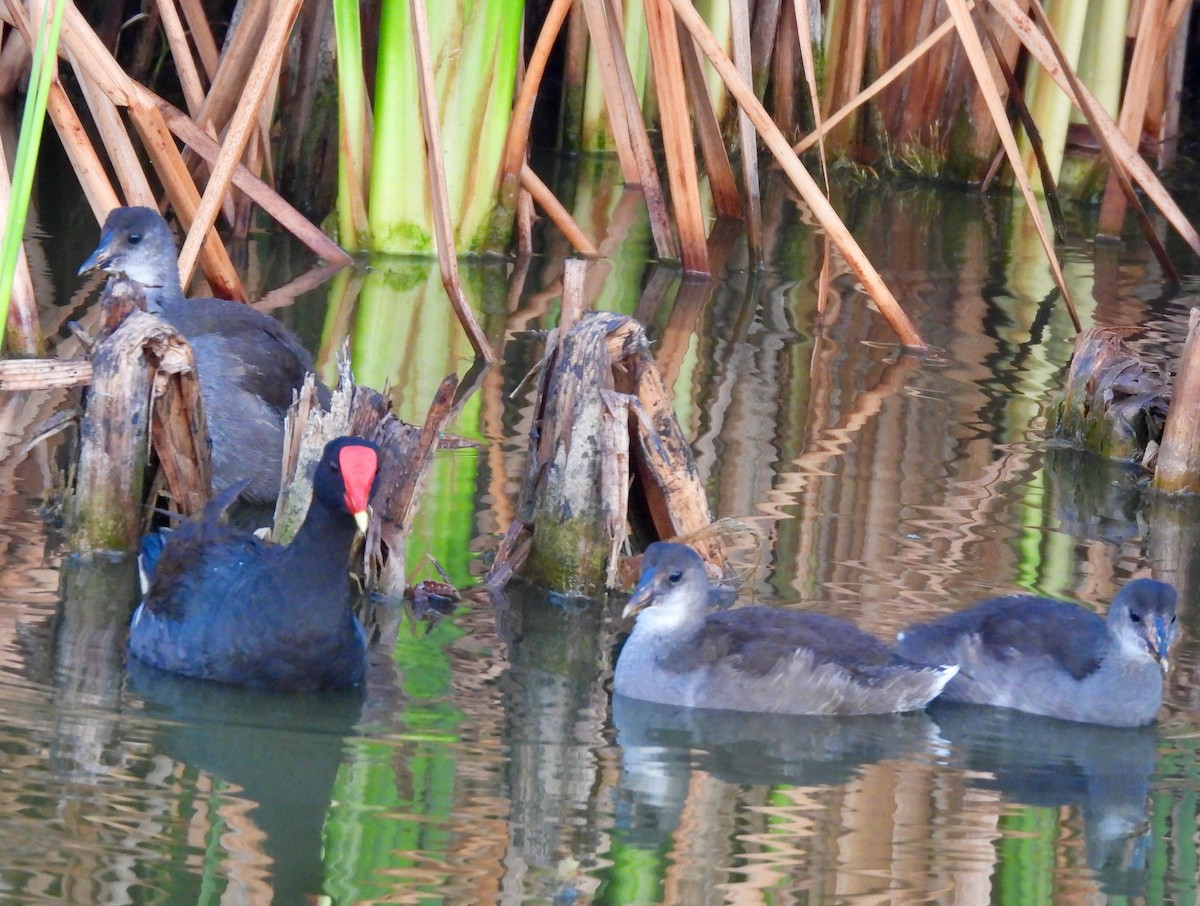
125, 660, 364, 904
930, 700, 1158, 898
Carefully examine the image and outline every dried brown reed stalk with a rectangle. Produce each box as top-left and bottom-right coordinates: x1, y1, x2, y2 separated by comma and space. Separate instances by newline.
644, 0, 708, 274
1095, 0, 1173, 235
667, 0, 926, 349
0, 0, 352, 306
944, 0, 1079, 331
988, 0, 1200, 260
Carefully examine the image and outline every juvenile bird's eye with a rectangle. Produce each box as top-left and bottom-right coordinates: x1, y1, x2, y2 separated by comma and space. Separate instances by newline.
128, 232, 143, 245
668, 569, 683, 583
1129, 611, 1142, 623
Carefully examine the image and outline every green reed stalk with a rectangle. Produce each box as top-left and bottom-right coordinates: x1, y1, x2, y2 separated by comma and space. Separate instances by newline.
0, 0, 65, 349
1018, 0, 1089, 193
332, 0, 371, 251
1058, 0, 1129, 198
367, 1, 522, 256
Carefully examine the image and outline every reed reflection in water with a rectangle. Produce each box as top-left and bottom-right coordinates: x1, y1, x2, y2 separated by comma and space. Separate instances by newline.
0, 178, 1197, 902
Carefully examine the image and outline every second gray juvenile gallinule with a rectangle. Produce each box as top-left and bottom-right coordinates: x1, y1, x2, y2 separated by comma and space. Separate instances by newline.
614, 543, 958, 715
895, 578, 1178, 727
79, 206, 320, 504
129, 437, 379, 691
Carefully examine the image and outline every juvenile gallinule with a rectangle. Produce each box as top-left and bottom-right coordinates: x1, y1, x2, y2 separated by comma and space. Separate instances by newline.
79, 206, 319, 503
614, 543, 958, 715
128, 436, 379, 691
895, 578, 1178, 727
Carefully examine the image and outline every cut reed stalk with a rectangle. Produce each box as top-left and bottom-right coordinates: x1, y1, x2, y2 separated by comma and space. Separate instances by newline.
1155, 308, 1200, 493
520, 164, 600, 257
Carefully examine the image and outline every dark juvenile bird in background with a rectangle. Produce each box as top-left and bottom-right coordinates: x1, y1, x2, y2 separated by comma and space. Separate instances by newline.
129, 436, 380, 691
79, 206, 321, 504
614, 542, 959, 715
895, 578, 1178, 727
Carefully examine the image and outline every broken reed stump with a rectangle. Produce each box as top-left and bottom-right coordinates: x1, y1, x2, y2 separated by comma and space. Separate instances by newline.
1053, 326, 1169, 467
275, 355, 459, 598
488, 310, 723, 597
69, 279, 211, 555
1155, 308, 1200, 494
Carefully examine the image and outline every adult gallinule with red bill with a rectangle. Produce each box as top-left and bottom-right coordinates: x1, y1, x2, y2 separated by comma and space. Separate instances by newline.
129, 437, 379, 691
615, 542, 959, 715
895, 578, 1178, 727
79, 206, 321, 504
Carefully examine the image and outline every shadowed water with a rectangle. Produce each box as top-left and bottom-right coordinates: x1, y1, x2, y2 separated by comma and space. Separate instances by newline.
1, 177, 1199, 903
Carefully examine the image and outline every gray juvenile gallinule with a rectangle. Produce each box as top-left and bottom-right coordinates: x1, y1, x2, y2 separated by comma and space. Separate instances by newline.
79, 206, 320, 504
895, 578, 1178, 727
614, 542, 958, 715
129, 436, 379, 691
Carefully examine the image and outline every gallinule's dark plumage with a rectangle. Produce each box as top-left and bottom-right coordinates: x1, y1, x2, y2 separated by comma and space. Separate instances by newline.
79, 206, 319, 503
895, 578, 1178, 727
128, 437, 379, 691
614, 543, 958, 715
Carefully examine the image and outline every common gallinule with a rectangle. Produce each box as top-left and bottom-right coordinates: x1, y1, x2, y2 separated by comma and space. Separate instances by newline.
614, 543, 958, 715
129, 436, 379, 691
895, 578, 1178, 726
79, 206, 319, 503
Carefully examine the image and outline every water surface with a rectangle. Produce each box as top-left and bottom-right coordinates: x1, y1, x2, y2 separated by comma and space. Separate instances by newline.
2, 177, 1199, 903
